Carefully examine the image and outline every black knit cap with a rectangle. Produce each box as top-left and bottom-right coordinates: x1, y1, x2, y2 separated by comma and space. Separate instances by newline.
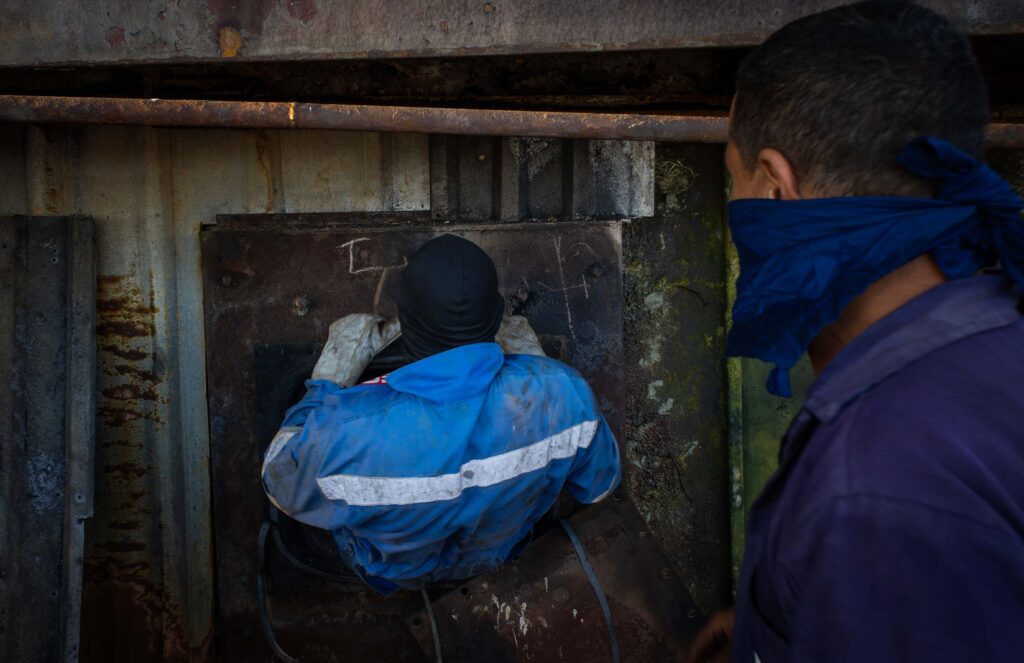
398, 234, 505, 360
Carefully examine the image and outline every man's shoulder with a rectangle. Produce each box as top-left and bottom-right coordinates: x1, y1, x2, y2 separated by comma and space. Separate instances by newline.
501, 352, 584, 377
805, 315, 1024, 526
498, 353, 596, 397
847, 311, 1024, 437
320, 381, 409, 422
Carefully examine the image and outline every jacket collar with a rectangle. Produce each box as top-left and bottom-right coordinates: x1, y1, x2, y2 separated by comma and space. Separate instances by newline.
387, 342, 504, 402
805, 275, 1021, 424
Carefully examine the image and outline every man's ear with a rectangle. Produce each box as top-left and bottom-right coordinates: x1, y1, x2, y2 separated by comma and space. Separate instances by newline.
757, 148, 803, 201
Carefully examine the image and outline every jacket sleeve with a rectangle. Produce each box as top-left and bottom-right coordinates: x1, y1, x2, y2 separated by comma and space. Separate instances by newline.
785, 494, 1024, 663
261, 379, 351, 530
565, 414, 621, 504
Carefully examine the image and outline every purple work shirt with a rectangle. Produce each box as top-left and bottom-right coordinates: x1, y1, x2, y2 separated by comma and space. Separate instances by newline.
732, 275, 1024, 662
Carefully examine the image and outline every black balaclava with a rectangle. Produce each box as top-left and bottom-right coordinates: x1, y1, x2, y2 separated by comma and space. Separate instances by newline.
398, 234, 505, 360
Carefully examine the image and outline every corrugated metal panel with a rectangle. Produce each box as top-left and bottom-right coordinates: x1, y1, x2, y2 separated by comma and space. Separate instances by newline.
0, 214, 96, 662
0, 124, 429, 660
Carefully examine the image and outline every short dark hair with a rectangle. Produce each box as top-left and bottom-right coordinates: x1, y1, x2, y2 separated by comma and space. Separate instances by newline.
732, 0, 989, 197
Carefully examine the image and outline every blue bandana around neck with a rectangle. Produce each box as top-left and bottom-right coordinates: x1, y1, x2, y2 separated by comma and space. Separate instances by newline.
726, 136, 1024, 397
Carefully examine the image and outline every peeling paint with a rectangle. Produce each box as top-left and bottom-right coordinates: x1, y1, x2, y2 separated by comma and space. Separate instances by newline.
27, 451, 64, 514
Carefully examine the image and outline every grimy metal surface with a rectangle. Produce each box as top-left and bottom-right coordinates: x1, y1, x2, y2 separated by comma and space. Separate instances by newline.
1, 0, 1022, 67
430, 136, 654, 221
406, 497, 703, 662
0, 215, 96, 662
201, 217, 624, 660
0, 123, 429, 662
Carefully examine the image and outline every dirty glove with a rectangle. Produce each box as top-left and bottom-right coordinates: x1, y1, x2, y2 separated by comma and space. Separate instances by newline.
495, 315, 546, 356
312, 314, 401, 387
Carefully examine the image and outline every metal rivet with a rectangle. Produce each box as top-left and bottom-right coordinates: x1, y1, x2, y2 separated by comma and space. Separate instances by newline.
221, 275, 232, 286
660, 567, 672, 580
484, 2, 495, 12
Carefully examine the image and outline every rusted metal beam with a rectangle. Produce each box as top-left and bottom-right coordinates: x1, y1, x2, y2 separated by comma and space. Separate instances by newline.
0, 94, 727, 142
1, 95, 1023, 148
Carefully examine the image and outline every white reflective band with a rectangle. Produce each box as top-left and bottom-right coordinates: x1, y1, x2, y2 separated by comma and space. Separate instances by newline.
317, 420, 599, 506
262, 426, 302, 476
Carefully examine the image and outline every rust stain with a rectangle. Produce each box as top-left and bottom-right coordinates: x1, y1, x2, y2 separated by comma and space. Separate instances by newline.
85, 267, 190, 661
96, 275, 163, 429
97, 406, 143, 427
219, 26, 243, 57
103, 383, 159, 402
106, 520, 141, 531
97, 319, 156, 338
81, 559, 162, 659
105, 26, 126, 48
94, 541, 148, 554
207, 0, 275, 37
285, 0, 319, 23
102, 462, 149, 479
112, 363, 160, 382
100, 344, 149, 361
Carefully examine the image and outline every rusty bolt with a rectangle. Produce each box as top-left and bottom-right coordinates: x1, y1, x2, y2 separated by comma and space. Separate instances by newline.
292, 295, 311, 316
484, 2, 495, 12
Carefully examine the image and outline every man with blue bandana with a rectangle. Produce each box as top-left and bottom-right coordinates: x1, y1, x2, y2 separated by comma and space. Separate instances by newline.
690, 2, 1024, 662
261, 234, 621, 593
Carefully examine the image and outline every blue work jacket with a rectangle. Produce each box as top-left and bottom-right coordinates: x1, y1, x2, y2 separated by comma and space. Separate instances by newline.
262, 342, 621, 592
732, 275, 1024, 662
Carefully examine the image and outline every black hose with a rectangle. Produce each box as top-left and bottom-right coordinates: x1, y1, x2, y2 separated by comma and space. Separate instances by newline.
421, 587, 444, 663
559, 518, 620, 663
258, 521, 300, 662
270, 524, 362, 584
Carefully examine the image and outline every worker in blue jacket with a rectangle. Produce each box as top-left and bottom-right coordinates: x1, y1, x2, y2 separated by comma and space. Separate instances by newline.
262, 234, 621, 593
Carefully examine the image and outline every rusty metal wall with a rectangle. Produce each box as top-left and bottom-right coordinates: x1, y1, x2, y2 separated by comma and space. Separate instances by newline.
0, 121, 737, 658
0, 123, 429, 661
1, 0, 1021, 67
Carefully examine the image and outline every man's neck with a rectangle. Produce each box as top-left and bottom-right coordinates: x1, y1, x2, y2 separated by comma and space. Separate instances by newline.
809, 255, 948, 376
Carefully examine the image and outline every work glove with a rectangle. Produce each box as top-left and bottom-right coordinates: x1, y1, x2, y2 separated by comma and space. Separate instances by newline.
495, 315, 546, 356
312, 314, 401, 387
